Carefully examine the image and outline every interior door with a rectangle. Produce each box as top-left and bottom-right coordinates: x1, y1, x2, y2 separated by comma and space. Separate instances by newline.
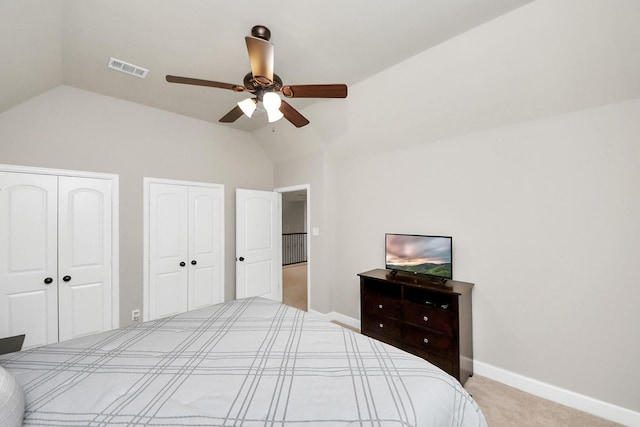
0, 172, 59, 348
235, 189, 281, 301
188, 186, 223, 310
149, 183, 189, 319
57, 176, 112, 341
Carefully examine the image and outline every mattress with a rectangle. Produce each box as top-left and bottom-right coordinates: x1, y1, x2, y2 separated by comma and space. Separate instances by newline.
0, 297, 487, 426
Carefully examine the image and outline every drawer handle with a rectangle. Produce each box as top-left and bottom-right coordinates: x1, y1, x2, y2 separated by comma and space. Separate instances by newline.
378, 304, 383, 309
423, 338, 429, 344
423, 316, 429, 322
379, 323, 384, 328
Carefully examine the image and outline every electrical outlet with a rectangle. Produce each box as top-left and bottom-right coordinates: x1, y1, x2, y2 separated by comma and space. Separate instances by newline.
131, 309, 141, 321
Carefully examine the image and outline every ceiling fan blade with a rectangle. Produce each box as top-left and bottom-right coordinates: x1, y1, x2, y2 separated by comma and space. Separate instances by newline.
219, 105, 245, 123
245, 36, 274, 84
166, 75, 246, 92
280, 100, 310, 128
281, 84, 347, 98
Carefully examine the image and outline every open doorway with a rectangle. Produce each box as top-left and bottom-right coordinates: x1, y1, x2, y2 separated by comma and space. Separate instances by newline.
277, 185, 309, 312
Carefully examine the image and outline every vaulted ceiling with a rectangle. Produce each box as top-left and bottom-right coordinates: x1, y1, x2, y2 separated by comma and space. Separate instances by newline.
0, 0, 534, 133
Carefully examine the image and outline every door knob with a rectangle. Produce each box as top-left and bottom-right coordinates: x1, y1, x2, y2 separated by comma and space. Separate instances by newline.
179, 262, 186, 267
191, 260, 197, 265
238, 257, 245, 262
62, 275, 71, 282
44, 277, 53, 285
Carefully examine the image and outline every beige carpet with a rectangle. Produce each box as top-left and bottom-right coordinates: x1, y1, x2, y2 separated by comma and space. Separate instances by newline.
282, 262, 307, 312
464, 375, 624, 427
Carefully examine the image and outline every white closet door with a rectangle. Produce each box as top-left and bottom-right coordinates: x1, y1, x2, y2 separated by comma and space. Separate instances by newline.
149, 183, 189, 319
188, 186, 223, 310
0, 172, 59, 348
57, 176, 112, 341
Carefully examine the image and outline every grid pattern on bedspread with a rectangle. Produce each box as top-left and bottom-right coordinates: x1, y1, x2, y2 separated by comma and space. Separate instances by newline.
0, 297, 486, 427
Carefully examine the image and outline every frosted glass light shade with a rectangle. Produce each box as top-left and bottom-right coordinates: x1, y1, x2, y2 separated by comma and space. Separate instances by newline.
267, 108, 284, 123
237, 98, 257, 118
262, 92, 281, 111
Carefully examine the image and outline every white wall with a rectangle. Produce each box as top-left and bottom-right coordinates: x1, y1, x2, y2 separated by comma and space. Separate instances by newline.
263, 0, 640, 421
0, 86, 273, 327
0, 0, 62, 113
273, 152, 334, 313
331, 98, 640, 414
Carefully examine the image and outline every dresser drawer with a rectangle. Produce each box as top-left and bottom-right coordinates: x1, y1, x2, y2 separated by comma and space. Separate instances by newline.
362, 292, 401, 318
412, 349, 454, 376
403, 302, 452, 335
402, 324, 454, 358
362, 315, 402, 343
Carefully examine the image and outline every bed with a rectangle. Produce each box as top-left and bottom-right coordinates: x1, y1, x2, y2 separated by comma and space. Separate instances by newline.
0, 297, 487, 426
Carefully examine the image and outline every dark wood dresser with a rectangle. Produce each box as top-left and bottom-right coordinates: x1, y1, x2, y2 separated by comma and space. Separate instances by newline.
358, 268, 474, 385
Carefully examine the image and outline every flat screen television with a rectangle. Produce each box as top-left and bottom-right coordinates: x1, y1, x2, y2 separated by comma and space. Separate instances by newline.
385, 233, 453, 280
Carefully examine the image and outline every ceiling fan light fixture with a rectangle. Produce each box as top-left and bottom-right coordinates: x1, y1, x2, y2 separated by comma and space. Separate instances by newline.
263, 92, 283, 122
267, 108, 284, 123
262, 92, 281, 112
237, 97, 257, 118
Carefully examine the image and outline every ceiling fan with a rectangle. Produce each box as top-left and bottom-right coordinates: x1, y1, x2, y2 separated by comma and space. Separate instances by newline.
166, 25, 348, 128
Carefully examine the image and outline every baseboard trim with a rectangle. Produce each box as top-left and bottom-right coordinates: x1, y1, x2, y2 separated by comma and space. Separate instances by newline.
474, 361, 640, 427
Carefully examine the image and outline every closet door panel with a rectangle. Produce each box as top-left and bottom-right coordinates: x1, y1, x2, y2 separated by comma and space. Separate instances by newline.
149, 183, 188, 319
0, 172, 58, 348
66, 282, 104, 338
57, 176, 112, 341
188, 186, 223, 310
156, 272, 183, 316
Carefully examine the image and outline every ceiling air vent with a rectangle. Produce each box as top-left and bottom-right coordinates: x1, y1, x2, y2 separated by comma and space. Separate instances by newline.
107, 57, 149, 78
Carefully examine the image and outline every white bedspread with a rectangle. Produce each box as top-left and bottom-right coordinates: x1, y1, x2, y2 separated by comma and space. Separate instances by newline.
0, 297, 487, 426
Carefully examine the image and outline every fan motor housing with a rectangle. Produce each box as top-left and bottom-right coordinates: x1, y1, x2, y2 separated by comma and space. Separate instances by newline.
243, 72, 282, 90
251, 25, 271, 41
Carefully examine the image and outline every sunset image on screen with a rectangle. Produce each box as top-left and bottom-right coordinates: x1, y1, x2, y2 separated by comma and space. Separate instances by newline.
386, 234, 452, 278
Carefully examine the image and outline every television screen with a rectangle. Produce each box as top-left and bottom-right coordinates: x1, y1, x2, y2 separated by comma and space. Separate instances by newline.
385, 233, 452, 279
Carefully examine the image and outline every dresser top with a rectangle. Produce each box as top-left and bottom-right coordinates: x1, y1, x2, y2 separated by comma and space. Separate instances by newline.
358, 268, 474, 295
